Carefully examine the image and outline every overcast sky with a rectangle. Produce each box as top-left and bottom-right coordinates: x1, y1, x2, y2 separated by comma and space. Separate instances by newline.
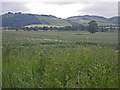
1, 0, 119, 18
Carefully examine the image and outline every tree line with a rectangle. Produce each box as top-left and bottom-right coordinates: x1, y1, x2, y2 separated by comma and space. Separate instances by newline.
3, 20, 118, 34
4, 25, 86, 31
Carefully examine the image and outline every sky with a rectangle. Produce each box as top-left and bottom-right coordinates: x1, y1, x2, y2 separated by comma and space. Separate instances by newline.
1, 0, 119, 18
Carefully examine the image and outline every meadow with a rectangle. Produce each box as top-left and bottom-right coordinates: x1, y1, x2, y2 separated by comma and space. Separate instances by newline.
2, 30, 118, 88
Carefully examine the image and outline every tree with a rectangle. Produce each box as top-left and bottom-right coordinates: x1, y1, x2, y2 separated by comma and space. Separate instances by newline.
25, 27, 29, 31
50, 26, 53, 30
110, 26, 113, 31
29, 27, 34, 31
87, 20, 98, 34
99, 26, 105, 32
16, 28, 18, 31
34, 26, 39, 31
39, 27, 43, 30
42, 26, 49, 31
8, 12, 13, 14
53, 27, 58, 30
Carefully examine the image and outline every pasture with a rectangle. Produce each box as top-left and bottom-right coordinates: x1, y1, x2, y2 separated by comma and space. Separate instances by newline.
2, 31, 118, 88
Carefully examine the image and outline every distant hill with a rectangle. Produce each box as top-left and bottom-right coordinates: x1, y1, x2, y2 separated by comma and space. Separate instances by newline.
67, 15, 118, 26
2, 12, 71, 27
1, 12, 118, 27
107, 16, 118, 24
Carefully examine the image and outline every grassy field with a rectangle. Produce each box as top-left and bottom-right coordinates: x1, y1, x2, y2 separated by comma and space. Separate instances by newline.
2, 30, 118, 49
2, 31, 118, 88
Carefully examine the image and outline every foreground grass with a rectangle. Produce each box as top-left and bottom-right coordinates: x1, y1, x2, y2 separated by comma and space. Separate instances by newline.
2, 31, 118, 88
2, 44, 118, 88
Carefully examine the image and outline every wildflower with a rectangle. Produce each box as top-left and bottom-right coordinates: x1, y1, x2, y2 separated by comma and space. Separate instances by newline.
69, 80, 71, 83
109, 74, 112, 76
78, 71, 81, 88
8, 41, 10, 45
79, 71, 81, 75
105, 59, 108, 62
40, 80, 44, 82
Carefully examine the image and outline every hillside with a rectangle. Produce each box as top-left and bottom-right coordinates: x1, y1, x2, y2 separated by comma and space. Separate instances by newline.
67, 15, 118, 26
107, 16, 118, 24
2, 12, 71, 27
1, 12, 118, 27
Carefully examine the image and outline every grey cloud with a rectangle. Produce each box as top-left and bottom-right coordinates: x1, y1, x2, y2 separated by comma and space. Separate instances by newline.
44, 2, 76, 5
80, 2, 118, 18
1, 1, 118, 18
44, 1, 94, 5
1, 2, 30, 14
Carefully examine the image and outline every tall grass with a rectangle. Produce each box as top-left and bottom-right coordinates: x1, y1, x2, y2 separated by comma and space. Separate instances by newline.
2, 31, 118, 88
2, 44, 118, 88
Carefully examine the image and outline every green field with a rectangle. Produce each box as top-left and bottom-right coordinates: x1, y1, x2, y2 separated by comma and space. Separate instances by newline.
2, 31, 118, 88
